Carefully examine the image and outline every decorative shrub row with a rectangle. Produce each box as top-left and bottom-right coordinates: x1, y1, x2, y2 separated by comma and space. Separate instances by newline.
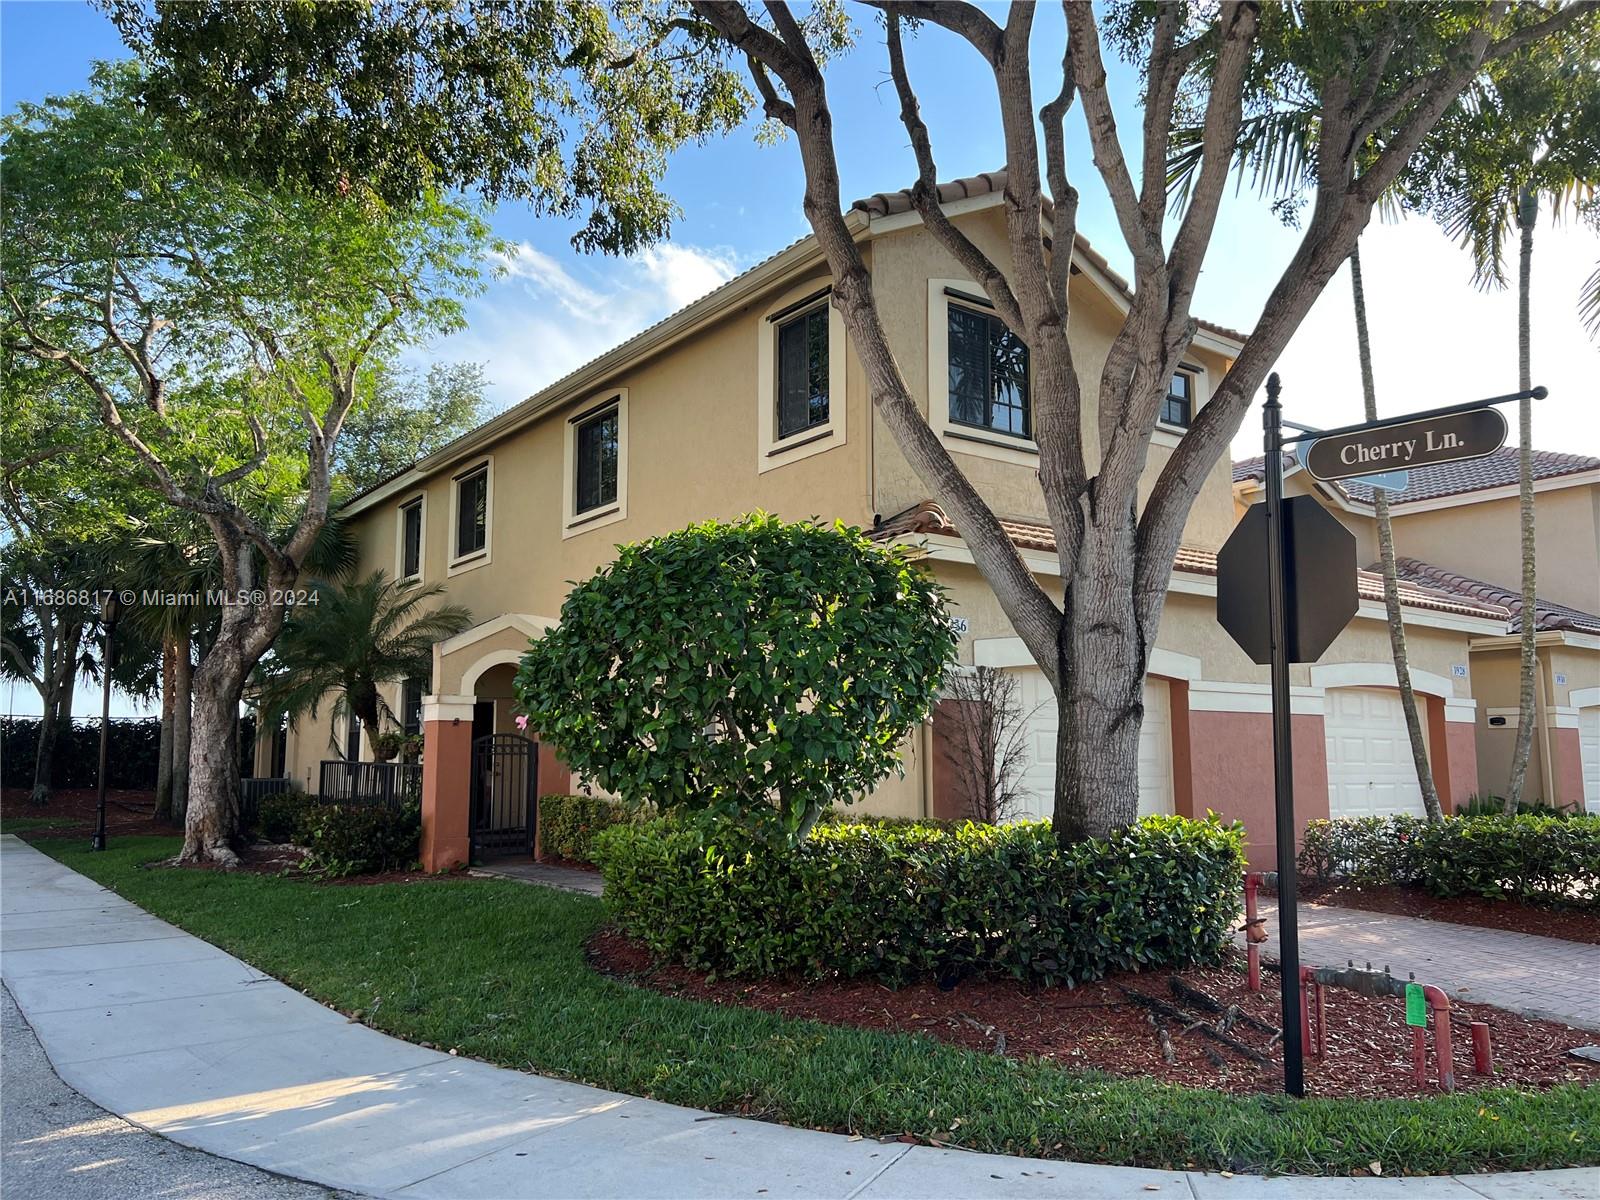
1, 717, 162, 790
296, 801, 422, 878
1299, 814, 1600, 908
538, 794, 635, 865
594, 814, 1246, 987
255, 790, 320, 842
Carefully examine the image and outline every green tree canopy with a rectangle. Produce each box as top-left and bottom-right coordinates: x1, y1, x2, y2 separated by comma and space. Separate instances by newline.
333, 361, 491, 495
515, 514, 958, 841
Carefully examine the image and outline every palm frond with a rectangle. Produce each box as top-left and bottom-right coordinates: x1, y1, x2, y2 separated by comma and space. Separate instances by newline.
1582, 261, 1600, 341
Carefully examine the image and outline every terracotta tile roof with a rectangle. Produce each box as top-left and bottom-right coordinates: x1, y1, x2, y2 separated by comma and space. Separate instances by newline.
851, 170, 1251, 347
1232, 447, 1598, 503
1392, 557, 1600, 635
874, 500, 1509, 623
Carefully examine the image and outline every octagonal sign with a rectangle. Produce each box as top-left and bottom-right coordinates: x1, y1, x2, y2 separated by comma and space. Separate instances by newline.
1216, 497, 1359, 666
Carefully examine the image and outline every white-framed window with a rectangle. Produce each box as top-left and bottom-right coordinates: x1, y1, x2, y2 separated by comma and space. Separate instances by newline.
395, 493, 425, 583
757, 280, 846, 472
447, 456, 493, 575
926, 279, 1038, 467
563, 389, 629, 537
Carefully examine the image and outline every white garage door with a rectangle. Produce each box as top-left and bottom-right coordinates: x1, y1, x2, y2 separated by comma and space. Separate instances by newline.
1007, 670, 1174, 822
1324, 687, 1426, 819
1579, 706, 1599, 813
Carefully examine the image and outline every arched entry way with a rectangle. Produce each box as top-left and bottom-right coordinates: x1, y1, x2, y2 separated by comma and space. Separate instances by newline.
417, 613, 572, 871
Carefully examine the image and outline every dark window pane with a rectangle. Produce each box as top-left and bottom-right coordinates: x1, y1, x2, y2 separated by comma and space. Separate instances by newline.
777, 306, 829, 439
948, 304, 1029, 438
402, 678, 424, 739
345, 713, 361, 762
576, 409, 619, 514
401, 501, 422, 577
455, 471, 486, 556
1163, 373, 1192, 428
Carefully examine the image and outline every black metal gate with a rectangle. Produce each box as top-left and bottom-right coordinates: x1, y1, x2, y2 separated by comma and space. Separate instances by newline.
469, 734, 538, 861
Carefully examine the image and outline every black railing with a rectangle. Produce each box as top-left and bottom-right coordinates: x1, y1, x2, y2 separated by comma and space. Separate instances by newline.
317, 760, 421, 811
239, 776, 296, 827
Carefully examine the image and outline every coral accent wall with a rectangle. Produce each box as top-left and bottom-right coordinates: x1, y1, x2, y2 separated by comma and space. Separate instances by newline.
1425, 696, 1479, 812
1184, 709, 1330, 869
1550, 727, 1586, 809
420, 714, 473, 873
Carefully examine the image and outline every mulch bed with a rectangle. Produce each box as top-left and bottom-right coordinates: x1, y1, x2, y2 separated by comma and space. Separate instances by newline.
590, 928, 1600, 1099
2, 788, 171, 837
173, 840, 460, 886
1303, 882, 1600, 946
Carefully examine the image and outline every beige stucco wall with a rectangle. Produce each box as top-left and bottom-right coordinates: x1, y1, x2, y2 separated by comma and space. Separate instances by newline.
1470, 637, 1600, 805
864, 209, 1238, 551
1389, 484, 1599, 613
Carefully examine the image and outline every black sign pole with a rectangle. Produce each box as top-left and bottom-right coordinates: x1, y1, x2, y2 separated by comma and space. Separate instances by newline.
1262, 374, 1304, 1097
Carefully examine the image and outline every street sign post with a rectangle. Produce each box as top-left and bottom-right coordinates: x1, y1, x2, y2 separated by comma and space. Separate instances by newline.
1216, 377, 1546, 1098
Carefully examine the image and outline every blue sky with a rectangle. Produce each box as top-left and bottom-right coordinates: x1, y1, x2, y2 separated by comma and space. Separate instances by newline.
4, 2, 1597, 718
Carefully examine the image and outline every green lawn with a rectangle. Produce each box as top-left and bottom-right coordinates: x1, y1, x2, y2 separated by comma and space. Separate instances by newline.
2, 816, 82, 833
37, 836, 1598, 1177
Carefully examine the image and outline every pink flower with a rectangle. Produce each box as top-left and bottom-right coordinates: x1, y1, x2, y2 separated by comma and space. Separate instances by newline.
514, 714, 529, 732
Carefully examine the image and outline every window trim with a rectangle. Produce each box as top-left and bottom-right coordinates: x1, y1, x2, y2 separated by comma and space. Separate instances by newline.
562, 388, 629, 537
927, 279, 1039, 467
394, 492, 426, 584
446, 456, 493, 576
756, 278, 847, 473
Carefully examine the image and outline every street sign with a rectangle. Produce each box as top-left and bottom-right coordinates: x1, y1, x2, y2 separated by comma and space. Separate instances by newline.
1216, 497, 1359, 666
1304, 407, 1507, 483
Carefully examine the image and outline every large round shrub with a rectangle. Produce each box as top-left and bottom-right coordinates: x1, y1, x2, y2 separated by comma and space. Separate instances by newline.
593, 814, 1247, 987
515, 514, 959, 839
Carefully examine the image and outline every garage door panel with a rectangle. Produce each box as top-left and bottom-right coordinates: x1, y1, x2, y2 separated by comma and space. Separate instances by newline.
1325, 686, 1425, 819
1580, 707, 1599, 812
1006, 670, 1173, 821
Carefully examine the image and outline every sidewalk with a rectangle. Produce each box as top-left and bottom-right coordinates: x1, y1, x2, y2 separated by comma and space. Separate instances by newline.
3, 836, 1595, 1200
1253, 900, 1600, 1030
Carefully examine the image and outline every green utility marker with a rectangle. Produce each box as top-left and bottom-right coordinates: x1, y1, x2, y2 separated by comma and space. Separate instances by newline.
1405, 982, 1427, 1027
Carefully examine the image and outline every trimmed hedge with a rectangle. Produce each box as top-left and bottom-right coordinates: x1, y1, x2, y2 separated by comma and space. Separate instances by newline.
297, 802, 421, 878
594, 814, 1246, 987
1, 717, 161, 789
538, 794, 635, 865
1299, 814, 1600, 909
254, 790, 319, 842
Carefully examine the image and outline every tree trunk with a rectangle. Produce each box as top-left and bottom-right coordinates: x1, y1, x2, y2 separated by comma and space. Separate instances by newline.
1350, 246, 1443, 822
1506, 189, 1538, 811
30, 693, 60, 807
154, 633, 177, 822
29, 623, 81, 807
172, 632, 192, 823
1054, 525, 1145, 841
183, 669, 244, 866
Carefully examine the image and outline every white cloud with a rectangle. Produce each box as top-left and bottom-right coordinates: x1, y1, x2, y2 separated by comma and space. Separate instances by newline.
429, 241, 739, 411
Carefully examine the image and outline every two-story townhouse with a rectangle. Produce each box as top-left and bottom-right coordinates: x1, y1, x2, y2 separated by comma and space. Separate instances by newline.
1233, 447, 1600, 810
259, 171, 1508, 870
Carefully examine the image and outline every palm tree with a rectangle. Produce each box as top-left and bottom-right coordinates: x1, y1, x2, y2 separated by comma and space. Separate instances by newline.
1410, 46, 1600, 807
1171, 113, 1446, 819
253, 570, 472, 755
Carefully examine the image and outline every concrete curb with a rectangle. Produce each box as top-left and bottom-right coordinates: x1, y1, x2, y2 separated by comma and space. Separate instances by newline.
2, 836, 1594, 1199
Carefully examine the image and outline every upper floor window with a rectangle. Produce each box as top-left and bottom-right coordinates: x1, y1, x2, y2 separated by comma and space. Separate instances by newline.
776, 303, 830, 440
1163, 371, 1194, 429
947, 299, 1030, 439
399, 496, 423, 581
454, 465, 488, 559
574, 405, 620, 515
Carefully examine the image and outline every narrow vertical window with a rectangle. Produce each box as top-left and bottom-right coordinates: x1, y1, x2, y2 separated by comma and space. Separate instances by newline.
1163, 372, 1193, 429
574, 407, 619, 515
947, 301, 1030, 438
455, 467, 487, 558
400, 498, 423, 579
776, 304, 830, 439
401, 678, 424, 740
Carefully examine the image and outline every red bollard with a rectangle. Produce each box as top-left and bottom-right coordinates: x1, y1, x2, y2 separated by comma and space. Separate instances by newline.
1471, 1022, 1493, 1075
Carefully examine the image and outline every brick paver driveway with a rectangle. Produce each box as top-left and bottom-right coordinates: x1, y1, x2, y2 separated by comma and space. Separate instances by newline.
1251, 901, 1600, 1030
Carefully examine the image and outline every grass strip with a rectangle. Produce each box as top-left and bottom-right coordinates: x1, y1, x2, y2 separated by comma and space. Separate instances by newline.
35, 837, 1598, 1177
